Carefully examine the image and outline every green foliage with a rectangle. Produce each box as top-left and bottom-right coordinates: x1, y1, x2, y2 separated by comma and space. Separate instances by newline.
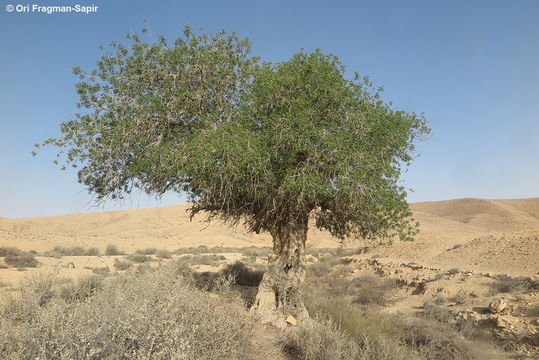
40, 25, 429, 242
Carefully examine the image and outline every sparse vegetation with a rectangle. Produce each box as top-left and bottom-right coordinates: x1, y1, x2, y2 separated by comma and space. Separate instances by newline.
113, 260, 131, 271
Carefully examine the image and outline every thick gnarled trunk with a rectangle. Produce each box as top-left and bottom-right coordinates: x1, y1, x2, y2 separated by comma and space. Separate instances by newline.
250, 216, 309, 327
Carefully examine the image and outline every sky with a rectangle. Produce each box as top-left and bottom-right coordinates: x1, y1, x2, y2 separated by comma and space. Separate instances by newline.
1, 0, 538, 218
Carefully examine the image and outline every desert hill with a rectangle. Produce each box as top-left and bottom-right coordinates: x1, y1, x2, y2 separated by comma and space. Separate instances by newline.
410, 197, 539, 232
0, 198, 538, 276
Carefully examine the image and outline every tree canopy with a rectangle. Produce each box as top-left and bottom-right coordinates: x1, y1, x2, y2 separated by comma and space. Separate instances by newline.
40, 25, 430, 243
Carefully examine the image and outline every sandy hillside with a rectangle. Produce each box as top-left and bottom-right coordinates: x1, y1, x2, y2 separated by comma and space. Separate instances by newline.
0, 198, 538, 276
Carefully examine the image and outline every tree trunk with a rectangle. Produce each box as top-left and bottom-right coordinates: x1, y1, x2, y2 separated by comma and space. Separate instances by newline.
250, 216, 309, 328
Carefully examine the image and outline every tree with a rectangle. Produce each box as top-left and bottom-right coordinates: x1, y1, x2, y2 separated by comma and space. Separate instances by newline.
39, 26, 430, 326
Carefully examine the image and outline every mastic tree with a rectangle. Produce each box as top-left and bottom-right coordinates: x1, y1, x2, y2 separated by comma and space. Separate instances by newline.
39, 26, 430, 326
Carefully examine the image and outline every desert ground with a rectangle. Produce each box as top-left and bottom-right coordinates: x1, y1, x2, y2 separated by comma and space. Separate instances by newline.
0, 197, 538, 359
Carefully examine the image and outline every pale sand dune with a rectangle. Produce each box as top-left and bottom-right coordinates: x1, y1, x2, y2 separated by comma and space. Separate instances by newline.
0, 198, 538, 276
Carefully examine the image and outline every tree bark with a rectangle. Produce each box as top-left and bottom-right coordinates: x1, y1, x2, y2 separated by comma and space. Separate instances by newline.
250, 216, 309, 327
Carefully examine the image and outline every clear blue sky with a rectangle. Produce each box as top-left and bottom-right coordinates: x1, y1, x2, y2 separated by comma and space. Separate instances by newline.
1, 0, 538, 218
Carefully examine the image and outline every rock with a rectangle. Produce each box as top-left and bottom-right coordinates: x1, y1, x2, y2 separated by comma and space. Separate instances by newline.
495, 315, 519, 330
489, 298, 507, 314
286, 315, 297, 326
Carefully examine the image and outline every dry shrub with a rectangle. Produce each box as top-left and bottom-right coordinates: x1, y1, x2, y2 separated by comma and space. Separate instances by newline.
403, 318, 490, 360
91, 266, 111, 276
136, 248, 158, 255
349, 275, 398, 306
4, 254, 38, 268
179, 254, 225, 266
221, 261, 264, 287
307, 255, 342, 277
283, 319, 363, 360
156, 249, 172, 259
0, 262, 259, 360
45, 246, 100, 256
285, 299, 421, 360
240, 247, 272, 257
113, 260, 131, 270
126, 254, 151, 263
58, 275, 104, 303
490, 274, 539, 295
174, 245, 238, 255
104, 245, 124, 256
0, 247, 24, 257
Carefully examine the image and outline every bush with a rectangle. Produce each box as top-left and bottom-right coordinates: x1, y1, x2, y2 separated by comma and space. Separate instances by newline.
59, 275, 104, 303
45, 246, 100, 256
0, 247, 23, 257
221, 261, 264, 287
91, 266, 111, 276
240, 247, 272, 257
126, 254, 150, 263
0, 263, 259, 359
156, 249, 172, 259
5, 254, 38, 268
104, 245, 123, 256
490, 274, 539, 294
349, 274, 398, 306
136, 248, 158, 255
183, 254, 225, 266
113, 260, 132, 271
